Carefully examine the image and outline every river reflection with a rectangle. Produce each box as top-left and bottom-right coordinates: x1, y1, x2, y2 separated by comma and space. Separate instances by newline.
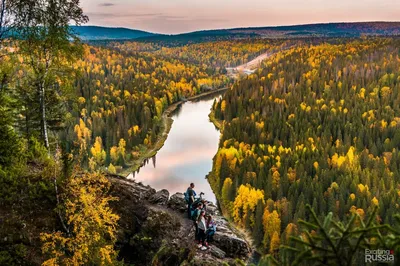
128, 93, 223, 203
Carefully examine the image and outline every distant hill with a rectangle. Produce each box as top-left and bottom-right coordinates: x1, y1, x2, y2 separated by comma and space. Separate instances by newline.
72, 22, 400, 43
138, 22, 400, 44
226, 22, 400, 38
71, 26, 158, 40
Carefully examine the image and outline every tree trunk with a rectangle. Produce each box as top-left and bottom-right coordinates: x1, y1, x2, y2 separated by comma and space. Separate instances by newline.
39, 82, 49, 149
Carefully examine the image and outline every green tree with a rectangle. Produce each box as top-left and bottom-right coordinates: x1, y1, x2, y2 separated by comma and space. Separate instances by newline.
15, 0, 88, 149
253, 199, 265, 247
283, 205, 391, 266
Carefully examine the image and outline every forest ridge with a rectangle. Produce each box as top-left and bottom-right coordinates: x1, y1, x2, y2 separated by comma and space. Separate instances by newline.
73, 22, 400, 41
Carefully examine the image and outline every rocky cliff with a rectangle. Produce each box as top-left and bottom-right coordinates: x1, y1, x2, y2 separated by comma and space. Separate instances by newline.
109, 176, 252, 265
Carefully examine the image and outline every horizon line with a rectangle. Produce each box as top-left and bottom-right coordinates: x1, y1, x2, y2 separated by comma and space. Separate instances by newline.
75, 20, 400, 35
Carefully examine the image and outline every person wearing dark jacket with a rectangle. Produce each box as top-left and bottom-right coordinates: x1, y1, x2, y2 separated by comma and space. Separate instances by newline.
186, 183, 196, 218
192, 203, 203, 242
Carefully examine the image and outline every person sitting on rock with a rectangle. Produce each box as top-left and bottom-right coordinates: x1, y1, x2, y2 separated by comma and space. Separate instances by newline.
206, 215, 217, 243
186, 183, 196, 219
196, 210, 208, 250
191, 203, 203, 243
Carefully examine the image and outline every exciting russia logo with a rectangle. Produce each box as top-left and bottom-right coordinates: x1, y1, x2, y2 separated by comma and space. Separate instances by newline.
365, 249, 395, 263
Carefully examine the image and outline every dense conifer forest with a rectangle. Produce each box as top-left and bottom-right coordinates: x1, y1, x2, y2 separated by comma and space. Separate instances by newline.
210, 38, 400, 263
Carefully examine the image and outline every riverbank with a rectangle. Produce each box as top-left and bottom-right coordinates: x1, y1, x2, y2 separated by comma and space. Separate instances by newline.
208, 108, 224, 130
120, 87, 228, 177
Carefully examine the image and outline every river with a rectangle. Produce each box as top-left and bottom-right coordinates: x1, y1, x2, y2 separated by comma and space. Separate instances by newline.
127, 92, 223, 203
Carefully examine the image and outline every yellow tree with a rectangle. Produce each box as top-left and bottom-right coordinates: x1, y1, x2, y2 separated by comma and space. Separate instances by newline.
263, 209, 281, 251
221, 177, 234, 216
269, 231, 280, 255
283, 223, 298, 244
74, 119, 91, 151
110, 146, 118, 164
108, 163, 117, 174
91, 137, 106, 167
117, 139, 126, 161
41, 172, 120, 265
233, 184, 264, 228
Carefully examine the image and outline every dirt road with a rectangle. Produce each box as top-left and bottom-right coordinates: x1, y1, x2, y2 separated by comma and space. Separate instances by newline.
226, 51, 273, 77
226, 46, 295, 78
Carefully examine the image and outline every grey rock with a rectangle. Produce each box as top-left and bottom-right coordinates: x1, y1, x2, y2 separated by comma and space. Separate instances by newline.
206, 202, 219, 216
109, 178, 251, 264
209, 245, 226, 259
149, 189, 169, 205
168, 192, 187, 212
109, 177, 155, 201
213, 231, 250, 258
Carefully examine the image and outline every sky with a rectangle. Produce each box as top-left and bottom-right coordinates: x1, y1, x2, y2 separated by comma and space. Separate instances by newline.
80, 0, 400, 34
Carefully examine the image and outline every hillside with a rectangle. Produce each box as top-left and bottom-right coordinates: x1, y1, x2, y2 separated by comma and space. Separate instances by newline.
71, 22, 400, 43
227, 21, 400, 37
139, 22, 400, 44
70, 26, 158, 40
209, 38, 400, 263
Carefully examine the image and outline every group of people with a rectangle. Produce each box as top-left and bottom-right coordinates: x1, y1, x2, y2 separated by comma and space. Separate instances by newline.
185, 183, 217, 251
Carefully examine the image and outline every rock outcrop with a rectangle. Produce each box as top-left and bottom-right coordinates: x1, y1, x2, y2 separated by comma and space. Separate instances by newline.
149, 189, 170, 205
167, 192, 187, 212
109, 177, 252, 265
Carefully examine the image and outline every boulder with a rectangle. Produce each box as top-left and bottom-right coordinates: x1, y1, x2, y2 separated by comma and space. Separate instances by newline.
209, 245, 226, 259
191, 253, 225, 266
149, 189, 169, 205
206, 202, 219, 216
168, 192, 187, 212
109, 177, 156, 201
213, 232, 250, 258
211, 217, 251, 258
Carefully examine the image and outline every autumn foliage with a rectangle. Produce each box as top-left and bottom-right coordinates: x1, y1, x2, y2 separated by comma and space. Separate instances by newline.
211, 38, 400, 257
41, 172, 119, 265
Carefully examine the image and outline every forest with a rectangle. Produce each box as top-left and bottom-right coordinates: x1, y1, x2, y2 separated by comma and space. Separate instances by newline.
64, 38, 292, 173
210, 38, 400, 264
1, 1, 400, 265
64, 44, 229, 172
0, 1, 282, 264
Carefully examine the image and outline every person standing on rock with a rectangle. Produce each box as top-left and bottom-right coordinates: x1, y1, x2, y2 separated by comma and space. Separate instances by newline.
197, 210, 208, 250
192, 203, 203, 243
186, 183, 196, 219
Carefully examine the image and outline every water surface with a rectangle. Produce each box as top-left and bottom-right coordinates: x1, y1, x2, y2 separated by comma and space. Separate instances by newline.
128, 93, 222, 203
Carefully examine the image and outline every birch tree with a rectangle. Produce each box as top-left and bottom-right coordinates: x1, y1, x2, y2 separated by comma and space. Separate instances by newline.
15, 0, 88, 149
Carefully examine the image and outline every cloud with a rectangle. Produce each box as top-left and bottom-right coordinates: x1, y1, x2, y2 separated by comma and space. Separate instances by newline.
156, 15, 187, 21
99, 3, 115, 7
85, 12, 164, 19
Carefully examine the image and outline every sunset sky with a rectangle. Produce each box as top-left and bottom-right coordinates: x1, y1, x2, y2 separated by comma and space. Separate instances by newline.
81, 0, 400, 34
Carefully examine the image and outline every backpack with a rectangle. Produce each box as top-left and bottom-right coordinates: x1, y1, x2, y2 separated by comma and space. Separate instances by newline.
191, 208, 200, 221
183, 188, 189, 204
184, 187, 196, 203
184, 191, 189, 203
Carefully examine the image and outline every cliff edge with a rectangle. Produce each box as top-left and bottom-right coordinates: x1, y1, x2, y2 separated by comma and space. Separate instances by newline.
109, 176, 252, 265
